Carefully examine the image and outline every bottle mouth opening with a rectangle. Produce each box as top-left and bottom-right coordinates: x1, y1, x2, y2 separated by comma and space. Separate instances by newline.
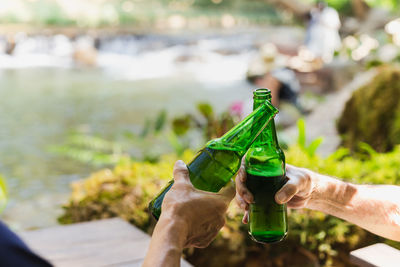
253, 88, 271, 99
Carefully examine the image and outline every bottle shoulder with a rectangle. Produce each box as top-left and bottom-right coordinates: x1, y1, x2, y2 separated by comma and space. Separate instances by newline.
245, 146, 285, 177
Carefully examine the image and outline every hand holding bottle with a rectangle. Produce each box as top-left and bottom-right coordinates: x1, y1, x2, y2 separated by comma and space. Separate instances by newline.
236, 164, 316, 223
161, 160, 236, 248
144, 160, 235, 267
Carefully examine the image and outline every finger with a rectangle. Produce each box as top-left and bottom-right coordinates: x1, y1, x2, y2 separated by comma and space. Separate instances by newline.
172, 160, 190, 184
242, 210, 249, 224
235, 194, 249, 210
219, 180, 236, 201
235, 168, 254, 204
237, 166, 247, 183
235, 194, 249, 211
275, 174, 307, 204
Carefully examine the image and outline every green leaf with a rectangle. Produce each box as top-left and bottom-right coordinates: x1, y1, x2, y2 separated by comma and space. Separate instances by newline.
140, 119, 151, 138
0, 175, 7, 214
167, 132, 185, 156
67, 134, 116, 151
197, 103, 214, 119
154, 110, 167, 134
297, 118, 306, 149
327, 147, 350, 161
172, 115, 191, 136
306, 137, 324, 157
358, 142, 377, 156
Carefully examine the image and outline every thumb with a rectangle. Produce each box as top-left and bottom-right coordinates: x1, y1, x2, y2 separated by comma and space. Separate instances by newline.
219, 180, 236, 202
173, 160, 190, 184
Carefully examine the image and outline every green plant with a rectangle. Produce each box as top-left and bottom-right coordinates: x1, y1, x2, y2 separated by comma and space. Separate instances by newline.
52, 103, 241, 166
50, 110, 172, 166
297, 118, 324, 157
49, 134, 126, 166
172, 102, 241, 140
0, 174, 7, 214
59, 142, 400, 266
58, 151, 195, 229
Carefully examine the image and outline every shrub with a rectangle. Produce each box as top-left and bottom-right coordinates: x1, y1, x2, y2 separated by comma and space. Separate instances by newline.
59, 144, 400, 266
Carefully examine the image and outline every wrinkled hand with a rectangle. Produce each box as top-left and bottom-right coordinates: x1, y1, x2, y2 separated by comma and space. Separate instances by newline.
235, 164, 316, 223
161, 160, 235, 248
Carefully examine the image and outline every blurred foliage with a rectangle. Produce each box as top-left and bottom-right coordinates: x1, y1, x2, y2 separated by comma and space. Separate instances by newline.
337, 28, 400, 66
50, 110, 172, 165
0, 0, 283, 27
1, 0, 399, 28
0, 175, 7, 214
172, 102, 241, 140
364, 0, 400, 11
302, 0, 352, 14
297, 118, 324, 157
49, 134, 125, 166
58, 151, 195, 229
338, 66, 400, 152
303, 0, 398, 13
52, 103, 240, 166
59, 119, 400, 266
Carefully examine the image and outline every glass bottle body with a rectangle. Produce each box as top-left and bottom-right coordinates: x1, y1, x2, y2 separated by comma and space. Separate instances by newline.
245, 89, 288, 243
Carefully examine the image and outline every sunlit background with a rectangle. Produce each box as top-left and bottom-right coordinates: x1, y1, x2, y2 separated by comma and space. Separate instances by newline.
1, 0, 400, 266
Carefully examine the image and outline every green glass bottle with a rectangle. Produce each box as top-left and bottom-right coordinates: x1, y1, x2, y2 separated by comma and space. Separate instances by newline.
245, 88, 288, 243
149, 98, 278, 220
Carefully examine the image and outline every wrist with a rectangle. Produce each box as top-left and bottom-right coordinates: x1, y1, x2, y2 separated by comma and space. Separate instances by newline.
144, 214, 188, 267
307, 172, 337, 210
307, 172, 356, 212
158, 212, 189, 249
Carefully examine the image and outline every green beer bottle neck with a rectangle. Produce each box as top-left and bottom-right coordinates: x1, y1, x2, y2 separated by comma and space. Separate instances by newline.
252, 89, 279, 147
246, 89, 284, 177
207, 98, 278, 157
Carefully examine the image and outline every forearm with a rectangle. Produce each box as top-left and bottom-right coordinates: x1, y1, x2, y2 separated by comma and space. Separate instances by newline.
143, 215, 187, 267
308, 173, 400, 241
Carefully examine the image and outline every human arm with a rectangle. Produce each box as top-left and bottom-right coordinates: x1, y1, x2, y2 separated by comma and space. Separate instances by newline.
236, 164, 400, 241
143, 160, 235, 267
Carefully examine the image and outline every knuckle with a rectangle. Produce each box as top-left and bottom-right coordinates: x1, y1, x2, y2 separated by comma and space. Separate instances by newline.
239, 187, 248, 197
304, 173, 312, 187
285, 183, 298, 195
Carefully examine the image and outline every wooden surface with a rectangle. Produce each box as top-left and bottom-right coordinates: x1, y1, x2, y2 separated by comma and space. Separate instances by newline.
20, 218, 192, 267
350, 243, 400, 267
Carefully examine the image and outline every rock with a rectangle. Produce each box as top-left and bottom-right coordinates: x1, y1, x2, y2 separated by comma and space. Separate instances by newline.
73, 36, 98, 67
73, 47, 97, 67
338, 66, 400, 152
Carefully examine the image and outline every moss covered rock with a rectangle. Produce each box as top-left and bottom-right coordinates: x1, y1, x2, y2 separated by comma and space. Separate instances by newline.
338, 66, 400, 152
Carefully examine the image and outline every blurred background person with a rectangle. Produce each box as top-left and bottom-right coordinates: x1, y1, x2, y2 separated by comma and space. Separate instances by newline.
246, 43, 305, 114
305, 1, 342, 63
